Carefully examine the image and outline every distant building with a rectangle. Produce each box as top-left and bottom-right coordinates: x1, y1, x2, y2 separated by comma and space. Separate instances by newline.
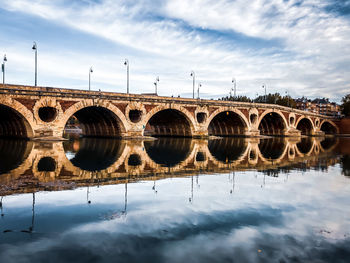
295, 97, 340, 117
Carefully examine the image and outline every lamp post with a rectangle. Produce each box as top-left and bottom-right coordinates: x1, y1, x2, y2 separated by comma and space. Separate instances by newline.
154, 76, 159, 94
232, 78, 236, 98
197, 83, 202, 99
88, 67, 93, 91
124, 59, 129, 94
32, 42, 37, 86
262, 83, 267, 103
2, 54, 7, 85
190, 71, 195, 99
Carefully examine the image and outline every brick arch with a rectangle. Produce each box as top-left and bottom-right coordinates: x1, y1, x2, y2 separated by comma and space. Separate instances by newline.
205, 108, 249, 136
142, 105, 196, 137
258, 109, 288, 136
0, 97, 35, 138
61, 100, 128, 137
295, 116, 315, 135
319, 120, 339, 134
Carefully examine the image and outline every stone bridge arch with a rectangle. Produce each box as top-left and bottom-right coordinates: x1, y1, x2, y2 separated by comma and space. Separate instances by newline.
0, 97, 35, 138
61, 100, 128, 138
295, 116, 315, 135
320, 120, 339, 135
258, 110, 288, 136
142, 105, 196, 137
206, 108, 249, 136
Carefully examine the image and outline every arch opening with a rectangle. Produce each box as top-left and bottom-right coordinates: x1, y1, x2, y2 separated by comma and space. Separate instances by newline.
0, 104, 33, 139
208, 138, 247, 163
144, 109, 192, 137
259, 112, 286, 136
208, 111, 247, 136
250, 114, 257, 125
297, 118, 313, 135
321, 121, 337, 135
259, 138, 286, 160
129, 110, 142, 123
64, 106, 125, 138
38, 107, 57, 122
196, 112, 207, 124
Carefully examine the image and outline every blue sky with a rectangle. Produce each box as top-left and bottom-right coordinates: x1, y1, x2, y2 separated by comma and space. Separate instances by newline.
0, 0, 349, 102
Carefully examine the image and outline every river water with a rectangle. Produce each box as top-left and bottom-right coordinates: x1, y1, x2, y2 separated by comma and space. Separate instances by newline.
0, 136, 349, 262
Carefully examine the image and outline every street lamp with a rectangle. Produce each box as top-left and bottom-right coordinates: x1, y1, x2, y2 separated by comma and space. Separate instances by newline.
154, 76, 159, 94
232, 78, 236, 98
190, 71, 195, 99
262, 83, 267, 103
124, 59, 129, 94
2, 54, 7, 85
197, 83, 202, 99
88, 67, 93, 91
32, 42, 37, 86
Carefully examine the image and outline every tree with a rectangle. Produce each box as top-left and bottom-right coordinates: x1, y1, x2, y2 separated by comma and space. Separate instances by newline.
341, 94, 350, 117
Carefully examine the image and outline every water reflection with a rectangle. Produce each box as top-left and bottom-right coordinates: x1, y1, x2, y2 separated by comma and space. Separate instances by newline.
0, 137, 350, 262
0, 136, 347, 196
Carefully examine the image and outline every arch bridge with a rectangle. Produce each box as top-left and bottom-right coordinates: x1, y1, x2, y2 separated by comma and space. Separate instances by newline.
0, 84, 339, 139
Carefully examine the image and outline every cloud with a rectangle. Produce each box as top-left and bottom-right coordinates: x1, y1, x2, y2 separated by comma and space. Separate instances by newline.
0, 0, 349, 101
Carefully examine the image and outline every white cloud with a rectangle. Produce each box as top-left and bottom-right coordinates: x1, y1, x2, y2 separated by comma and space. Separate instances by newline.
0, 0, 349, 101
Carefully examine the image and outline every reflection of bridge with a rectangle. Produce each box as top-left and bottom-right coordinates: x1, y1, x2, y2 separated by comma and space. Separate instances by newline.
0, 137, 339, 195
0, 84, 339, 139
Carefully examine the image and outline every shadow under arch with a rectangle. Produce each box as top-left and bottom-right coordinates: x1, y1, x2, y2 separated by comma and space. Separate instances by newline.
208, 138, 247, 163
144, 109, 193, 137
208, 111, 248, 136
258, 138, 287, 160
258, 112, 287, 136
320, 121, 338, 135
0, 104, 34, 139
64, 106, 126, 138
144, 138, 192, 167
296, 117, 314, 135
0, 139, 33, 174
63, 138, 125, 171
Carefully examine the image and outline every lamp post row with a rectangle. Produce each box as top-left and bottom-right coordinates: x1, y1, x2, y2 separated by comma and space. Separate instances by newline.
2, 43, 269, 99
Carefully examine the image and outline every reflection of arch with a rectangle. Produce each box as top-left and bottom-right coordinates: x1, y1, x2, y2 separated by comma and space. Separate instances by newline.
144, 138, 192, 167
320, 120, 338, 134
62, 101, 127, 137
258, 138, 287, 160
207, 109, 249, 136
208, 138, 247, 163
64, 138, 125, 171
296, 138, 314, 155
0, 102, 34, 138
258, 110, 288, 136
0, 139, 34, 174
296, 117, 314, 135
143, 107, 195, 137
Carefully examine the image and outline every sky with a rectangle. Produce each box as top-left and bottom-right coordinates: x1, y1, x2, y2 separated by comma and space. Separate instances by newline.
0, 0, 349, 102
